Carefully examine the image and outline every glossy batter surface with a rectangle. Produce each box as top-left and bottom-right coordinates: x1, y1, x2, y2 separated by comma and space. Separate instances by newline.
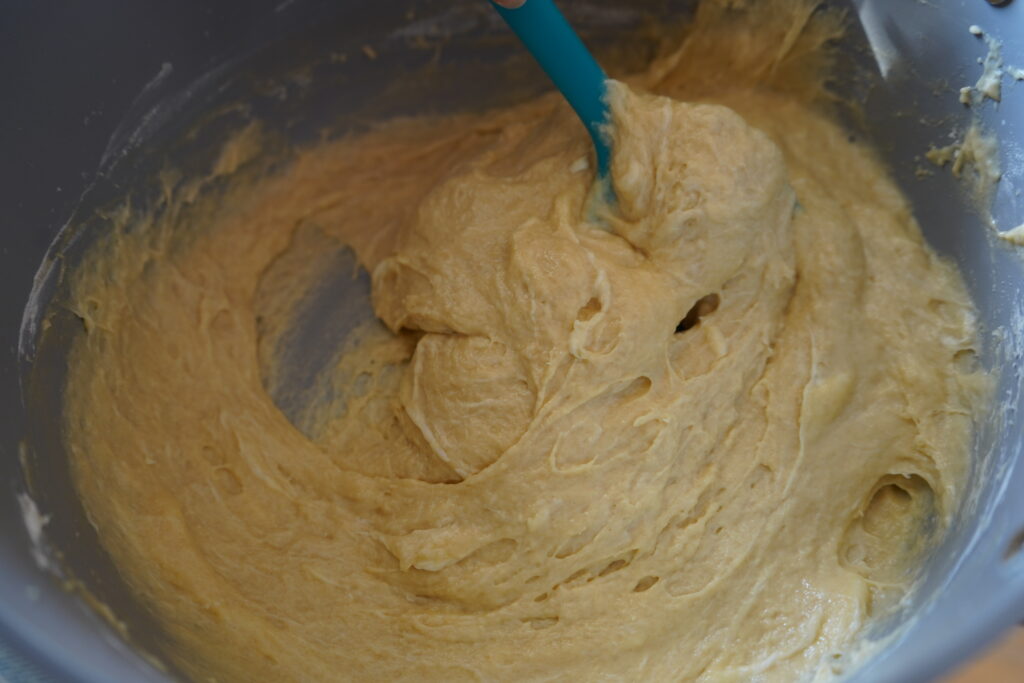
63, 3, 986, 681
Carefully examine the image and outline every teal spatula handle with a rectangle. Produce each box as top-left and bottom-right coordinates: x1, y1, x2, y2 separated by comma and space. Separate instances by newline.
490, 0, 612, 177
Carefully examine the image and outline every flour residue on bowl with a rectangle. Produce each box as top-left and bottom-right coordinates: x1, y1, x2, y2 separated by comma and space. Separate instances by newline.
926, 24, 1024, 245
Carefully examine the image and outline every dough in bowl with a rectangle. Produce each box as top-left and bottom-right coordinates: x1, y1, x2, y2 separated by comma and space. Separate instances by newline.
61, 1, 988, 680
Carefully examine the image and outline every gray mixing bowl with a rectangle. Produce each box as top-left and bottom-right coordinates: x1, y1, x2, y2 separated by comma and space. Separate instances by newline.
1, 1, 1023, 681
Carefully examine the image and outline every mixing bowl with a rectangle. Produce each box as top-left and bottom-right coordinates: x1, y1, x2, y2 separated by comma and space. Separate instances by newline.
1, 1, 1023, 681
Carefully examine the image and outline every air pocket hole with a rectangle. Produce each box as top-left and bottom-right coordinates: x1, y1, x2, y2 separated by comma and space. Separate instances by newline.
1004, 527, 1024, 561
598, 559, 628, 577
633, 576, 659, 592
213, 467, 243, 496
953, 349, 980, 373
577, 297, 602, 322
523, 616, 559, 630
676, 293, 720, 333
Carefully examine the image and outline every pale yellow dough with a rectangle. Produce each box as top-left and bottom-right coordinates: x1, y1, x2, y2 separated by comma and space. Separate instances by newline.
62, 3, 986, 682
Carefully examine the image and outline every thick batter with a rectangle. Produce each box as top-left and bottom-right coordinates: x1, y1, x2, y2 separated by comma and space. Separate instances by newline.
62, 2, 987, 681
